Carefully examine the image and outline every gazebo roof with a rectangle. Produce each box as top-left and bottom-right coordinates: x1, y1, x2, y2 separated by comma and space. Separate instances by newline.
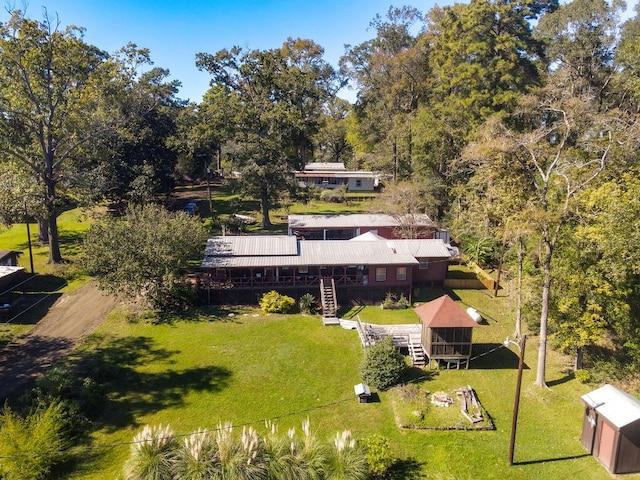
414, 295, 480, 328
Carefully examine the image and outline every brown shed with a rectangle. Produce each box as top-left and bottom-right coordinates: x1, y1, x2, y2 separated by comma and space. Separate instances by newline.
414, 295, 481, 369
581, 384, 640, 474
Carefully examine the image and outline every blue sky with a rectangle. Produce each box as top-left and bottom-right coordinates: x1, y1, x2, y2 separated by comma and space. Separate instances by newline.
8, 1, 640, 103
14, 0, 431, 103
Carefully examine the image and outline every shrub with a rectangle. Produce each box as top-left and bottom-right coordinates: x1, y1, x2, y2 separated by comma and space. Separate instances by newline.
298, 293, 316, 314
360, 434, 395, 478
319, 185, 347, 203
397, 293, 410, 308
260, 291, 295, 314
360, 337, 407, 390
0, 402, 70, 480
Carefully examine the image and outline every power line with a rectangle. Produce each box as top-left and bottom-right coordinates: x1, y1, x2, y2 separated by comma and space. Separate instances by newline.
0, 395, 355, 459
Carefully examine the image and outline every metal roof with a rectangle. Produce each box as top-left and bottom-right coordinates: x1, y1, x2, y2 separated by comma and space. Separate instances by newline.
304, 162, 346, 171
294, 171, 376, 179
203, 236, 298, 258
288, 213, 434, 229
201, 235, 450, 269
582, 384, 640, 429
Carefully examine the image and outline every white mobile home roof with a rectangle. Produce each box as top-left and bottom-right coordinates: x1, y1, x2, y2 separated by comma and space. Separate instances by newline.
582, 384, 640, 429
303, 162, 346, 171
288, 213, 434, 229
201, 236, 450, 269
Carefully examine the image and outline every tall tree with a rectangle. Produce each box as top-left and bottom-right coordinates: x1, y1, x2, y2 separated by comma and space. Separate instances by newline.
313, 96, 353, 164
196, 39, 337, 227
80, 64, 183, 207
534, 0, 622, 102
341, 6, 427, 180
0, 11, 120, 263
463, 89, 629, 387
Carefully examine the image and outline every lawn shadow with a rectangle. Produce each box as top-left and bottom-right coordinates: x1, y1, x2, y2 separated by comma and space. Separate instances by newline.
386, 458, 424, 480
513, 453, 591, 466
1, 274, 67, 326
403, 367, 438, 384
470, 343, 529, 370
547, 372, 575, 387
0, 335, 75, 401
155, 305, 248, 325
68, 334, 232, 432
57, 230, 87, 257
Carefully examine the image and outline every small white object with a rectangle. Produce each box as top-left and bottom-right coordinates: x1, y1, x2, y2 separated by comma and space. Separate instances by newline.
467, 307, 482, 324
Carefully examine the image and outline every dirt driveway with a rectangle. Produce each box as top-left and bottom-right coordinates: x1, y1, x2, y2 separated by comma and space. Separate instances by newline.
0, 281, 118, 401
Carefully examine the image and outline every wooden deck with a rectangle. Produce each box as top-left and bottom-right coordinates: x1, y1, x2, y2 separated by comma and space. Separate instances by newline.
341, 316, 426, 366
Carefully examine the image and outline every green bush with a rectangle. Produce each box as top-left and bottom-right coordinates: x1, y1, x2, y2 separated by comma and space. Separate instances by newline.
360, 337, 407, 390
0, 402, 70, 480
361, 434, 395, 478
298, 293, 316, 314
260, 290, 296, 314
319, 185, 347, 203
574, 369, 593, 384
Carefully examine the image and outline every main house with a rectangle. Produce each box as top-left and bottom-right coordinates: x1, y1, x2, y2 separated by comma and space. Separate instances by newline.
198, 233, 452, 304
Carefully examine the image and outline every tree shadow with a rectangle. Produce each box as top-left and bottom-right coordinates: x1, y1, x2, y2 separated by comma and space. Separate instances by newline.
57, 230, 87, 257
154, 305, 249, 325
385, 458, 424, 480
0, 335, 75, 401
67, 334, 232, 432
547, 372, 575, 387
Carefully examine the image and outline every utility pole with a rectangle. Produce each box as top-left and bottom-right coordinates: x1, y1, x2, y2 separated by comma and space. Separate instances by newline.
506, 334, 527, 466
24, 200, 34, 274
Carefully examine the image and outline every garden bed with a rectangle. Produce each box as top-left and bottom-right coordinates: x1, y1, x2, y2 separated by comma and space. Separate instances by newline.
391, 383, 495, 431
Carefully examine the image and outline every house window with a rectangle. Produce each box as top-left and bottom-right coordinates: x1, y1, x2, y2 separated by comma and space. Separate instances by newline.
418, 258, 429, 270
375, 267, 387, 282
356, 179, 362, 187
299, 265, 308, 274
396, 267, 407, 281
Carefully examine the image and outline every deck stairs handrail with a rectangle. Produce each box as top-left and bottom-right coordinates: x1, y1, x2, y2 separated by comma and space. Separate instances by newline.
320, 277, 339, 325
407, 333, 427, 366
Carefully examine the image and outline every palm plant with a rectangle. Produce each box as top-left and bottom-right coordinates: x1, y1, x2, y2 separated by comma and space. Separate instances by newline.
124, 424, 177, 480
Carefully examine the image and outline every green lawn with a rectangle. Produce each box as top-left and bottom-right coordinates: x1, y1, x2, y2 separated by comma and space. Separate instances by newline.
63, 291, 628, 480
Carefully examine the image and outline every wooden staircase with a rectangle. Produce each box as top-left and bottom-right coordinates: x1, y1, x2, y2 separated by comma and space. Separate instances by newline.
407, 333, 427, 367
320, 277, 339, 325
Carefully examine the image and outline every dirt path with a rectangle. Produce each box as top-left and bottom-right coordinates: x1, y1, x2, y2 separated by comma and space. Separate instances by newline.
0, 281, 118, 401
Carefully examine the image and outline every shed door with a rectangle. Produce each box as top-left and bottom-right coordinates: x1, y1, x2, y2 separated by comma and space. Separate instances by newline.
598, 422, 616, 470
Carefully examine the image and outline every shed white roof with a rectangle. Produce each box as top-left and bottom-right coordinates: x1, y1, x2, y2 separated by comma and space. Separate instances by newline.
582, 384, 640, 429
201, 235, 450, 269
288, 213, 434, 229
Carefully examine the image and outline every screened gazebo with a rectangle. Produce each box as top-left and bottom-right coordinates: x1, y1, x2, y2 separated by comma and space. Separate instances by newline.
414, 295, 481, 369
